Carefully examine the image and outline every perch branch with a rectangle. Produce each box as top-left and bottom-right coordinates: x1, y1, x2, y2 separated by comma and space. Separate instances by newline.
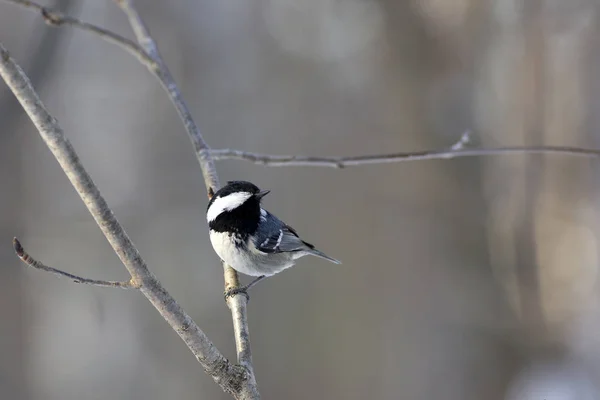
13, 237, 137, 288
112, 0, 257, 390
210, 145, 600, 168
0, 43, 252, 399
1, 0, 156, 68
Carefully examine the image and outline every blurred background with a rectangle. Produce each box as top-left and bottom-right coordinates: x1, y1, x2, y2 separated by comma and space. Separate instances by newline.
1, 0, 600, 399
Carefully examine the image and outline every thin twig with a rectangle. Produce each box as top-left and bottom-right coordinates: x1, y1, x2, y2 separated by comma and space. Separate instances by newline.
1, 0, 156, 69
210, 145, 600, 168
450, 131, 471, 150
0, 43, 248, 398
113, 0, 220, 191
112, 2, 258, 397
13, 237, 137, 288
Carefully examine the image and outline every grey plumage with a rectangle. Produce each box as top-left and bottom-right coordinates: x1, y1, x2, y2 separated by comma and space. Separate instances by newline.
255, 209, 339, 259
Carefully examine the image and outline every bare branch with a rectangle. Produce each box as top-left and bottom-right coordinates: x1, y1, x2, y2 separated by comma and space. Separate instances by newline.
13, 237, 137, 288
0, 43, 250, 399
112, 1, 258, 395
210, 145, 600, 168
113, 0, 220, 192
210, 129, 600, 168
1, 0, 156, 69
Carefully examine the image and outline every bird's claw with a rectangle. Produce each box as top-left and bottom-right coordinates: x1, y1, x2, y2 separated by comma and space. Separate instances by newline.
224, 286, 250, 302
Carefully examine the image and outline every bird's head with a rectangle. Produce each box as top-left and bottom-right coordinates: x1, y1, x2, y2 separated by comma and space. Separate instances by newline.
206, 180, 269, 224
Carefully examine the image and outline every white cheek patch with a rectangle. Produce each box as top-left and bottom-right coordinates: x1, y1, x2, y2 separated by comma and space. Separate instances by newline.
260, 209, 267, 222
207, 192, 253, 222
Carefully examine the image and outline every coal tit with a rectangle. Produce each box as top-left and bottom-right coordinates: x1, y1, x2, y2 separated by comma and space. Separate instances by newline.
207, 181, 340, 297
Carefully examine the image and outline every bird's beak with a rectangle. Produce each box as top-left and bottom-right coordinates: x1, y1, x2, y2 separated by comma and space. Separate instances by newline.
256, 190, 270, 199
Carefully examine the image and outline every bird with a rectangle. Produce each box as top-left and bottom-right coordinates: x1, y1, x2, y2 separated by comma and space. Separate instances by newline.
207, 180, 340, 298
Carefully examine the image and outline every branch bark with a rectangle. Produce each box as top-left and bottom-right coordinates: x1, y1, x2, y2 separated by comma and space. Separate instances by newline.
112, 0, 220, 191
209, 145, 600, 168
13, 238, 138, 288
112, 0, 257, 387
2, 0, 155, 68
0, 43, 257, 399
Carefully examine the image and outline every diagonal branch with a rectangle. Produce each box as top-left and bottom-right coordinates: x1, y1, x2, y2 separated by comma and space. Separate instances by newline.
13, 237, 137, 288
209, 145, 600, 168
112, 0, 257, 391
0, 43, 250, 399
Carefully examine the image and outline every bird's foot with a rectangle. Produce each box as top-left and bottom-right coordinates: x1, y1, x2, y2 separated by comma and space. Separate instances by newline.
223, 276, 266, 302
224, 286, 250, 302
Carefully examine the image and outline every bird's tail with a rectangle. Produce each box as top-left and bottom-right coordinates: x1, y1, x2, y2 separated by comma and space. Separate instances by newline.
302, 242, 341, 264
307, 248, 342, 264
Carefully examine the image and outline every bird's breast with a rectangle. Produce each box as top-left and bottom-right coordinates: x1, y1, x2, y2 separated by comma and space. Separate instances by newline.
209, 231, 266, 276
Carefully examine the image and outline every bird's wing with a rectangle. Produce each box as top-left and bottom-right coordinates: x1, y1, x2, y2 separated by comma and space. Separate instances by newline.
254, 212, 313, 254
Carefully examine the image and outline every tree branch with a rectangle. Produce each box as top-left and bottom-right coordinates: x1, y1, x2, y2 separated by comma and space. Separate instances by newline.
13, 237, 137, 288
1, 0, 156, 69
112, 0, 257, 390
112, 0, 220, 191
0, 43, 253, 399
210, 145, 600, 168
